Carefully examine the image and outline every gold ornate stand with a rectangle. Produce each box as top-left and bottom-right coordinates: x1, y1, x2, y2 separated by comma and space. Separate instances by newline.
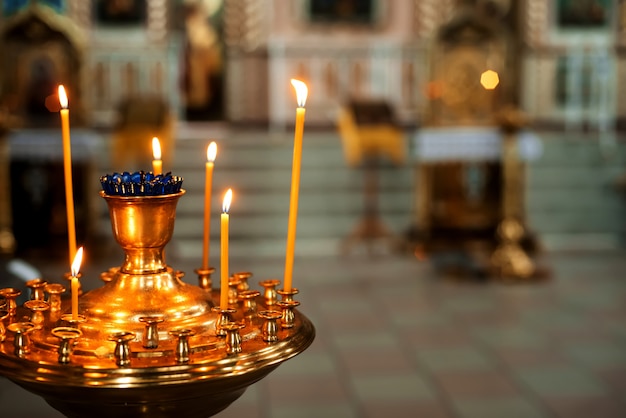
0, 190, 315, 417
490, 110, 543, 280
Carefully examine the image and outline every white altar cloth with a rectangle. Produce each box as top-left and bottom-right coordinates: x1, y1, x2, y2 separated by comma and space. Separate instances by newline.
413, 127, 542, 162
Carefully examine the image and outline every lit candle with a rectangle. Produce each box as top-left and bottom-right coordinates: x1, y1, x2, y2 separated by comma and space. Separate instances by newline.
70, 246, 84, 320
152, 137, 162, 175
284, 79, 308, 292
220, 189, 232, 309
58, 85, 77, 267
203, 142, 217, 270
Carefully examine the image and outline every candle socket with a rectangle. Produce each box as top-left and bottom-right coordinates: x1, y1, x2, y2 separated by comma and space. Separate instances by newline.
109, 331, 135, 367
212, 307, 236, 337
52, 327, 82, 364
228, 276, 241, 305
8, 322, 36, 358
24, 300, 50, 325
0, 179, 318, 418
222, 322, 244, 355
61, 314, 87, 329
234, 272, 252, 292
258, 310, 282, 343
100, 267, 119, 283
139, 316, 165, 349
278, 300, 300, 329
44, 284, 66, 312
277, 288, 299, 302
259, 279, 281, 306
238, 290, 260, 317
170, 329, 195, 364
26, 279, 47, 301
194, 267, 215, 290
0, 310, 8, 342
0, 288, 21, 316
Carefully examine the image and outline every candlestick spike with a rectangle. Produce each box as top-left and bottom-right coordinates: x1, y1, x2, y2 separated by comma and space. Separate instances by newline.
8, 322, 36, 358
0, 288, 20, 316
259, 279, 281, 306
259, 310, 282, 342
194, 267, 214, 290
278, 300, 300, 329
139, 316, 165, 349
45, 283, 66, 312
109, 331, 135, 367
170, 328, 195, 363
52, 327, 82, 364
222, 322, 244, 355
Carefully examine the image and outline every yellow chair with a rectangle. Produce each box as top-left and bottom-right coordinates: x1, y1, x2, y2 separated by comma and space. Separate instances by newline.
336, 100, 406, 254
111, 96, 174, 173
337, 100, 405, 167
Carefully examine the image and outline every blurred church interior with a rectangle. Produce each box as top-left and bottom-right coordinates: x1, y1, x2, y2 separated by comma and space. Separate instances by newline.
1, 0, 626, 416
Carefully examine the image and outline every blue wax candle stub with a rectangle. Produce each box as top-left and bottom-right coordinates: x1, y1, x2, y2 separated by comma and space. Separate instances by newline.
100, 171, 183, 196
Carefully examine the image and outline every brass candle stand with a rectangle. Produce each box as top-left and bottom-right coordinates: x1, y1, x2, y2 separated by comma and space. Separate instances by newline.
490, 108, 536, 280
0, 189, 315, 417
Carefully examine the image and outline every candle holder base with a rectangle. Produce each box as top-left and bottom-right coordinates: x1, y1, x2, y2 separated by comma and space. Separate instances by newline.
0, 190, 315, 417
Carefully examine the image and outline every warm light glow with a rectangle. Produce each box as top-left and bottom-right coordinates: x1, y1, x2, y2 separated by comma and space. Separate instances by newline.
58, 85, 68, 109
222, 189, 232, 213
207, 141, 217, 162
71, 246, 83, 277
425, 81, 443, 99
480, 70, 500, 90
291, 79, 308, 107
152, 137, 162, 160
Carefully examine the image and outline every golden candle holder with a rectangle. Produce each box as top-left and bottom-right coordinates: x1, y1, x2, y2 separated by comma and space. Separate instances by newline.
0, 189, 315, 417
490, 116, 540, 280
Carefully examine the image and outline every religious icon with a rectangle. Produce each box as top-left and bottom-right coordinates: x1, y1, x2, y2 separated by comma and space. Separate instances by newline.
557, 0, 611, 29
308, 0, 376, 25
96, 0, 145, 26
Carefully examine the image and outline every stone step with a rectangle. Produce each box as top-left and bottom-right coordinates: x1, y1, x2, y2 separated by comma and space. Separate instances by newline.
93, 125, 626, 254
175, 165, 412, 194
98, 210, 411, 241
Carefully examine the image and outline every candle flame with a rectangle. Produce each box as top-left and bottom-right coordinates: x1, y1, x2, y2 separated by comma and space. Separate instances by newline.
71, 246, 83, 277
152, 137, 162, 160
291, 79, 308, 107
207, 141, 217, 162
222, 189, 232, 213
58, 85, 68, 109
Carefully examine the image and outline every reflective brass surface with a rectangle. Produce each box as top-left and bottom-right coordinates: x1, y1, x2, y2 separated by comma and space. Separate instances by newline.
0, 191, 315, 417
491, 133, 536, 279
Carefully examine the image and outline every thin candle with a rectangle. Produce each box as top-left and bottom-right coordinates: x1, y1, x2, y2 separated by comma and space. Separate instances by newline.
203, 142, 217, 270
220, 189, 232, 309
152, 137, 162, 175
284, 79, 308, 292
58, 85, 77, 266
70, 246, 84, 320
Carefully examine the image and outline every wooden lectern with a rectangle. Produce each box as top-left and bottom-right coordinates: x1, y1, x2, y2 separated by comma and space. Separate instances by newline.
337, 99, 405, 254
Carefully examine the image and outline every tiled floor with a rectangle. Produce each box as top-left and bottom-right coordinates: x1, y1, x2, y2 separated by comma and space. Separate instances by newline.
2, 249, 625, 417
